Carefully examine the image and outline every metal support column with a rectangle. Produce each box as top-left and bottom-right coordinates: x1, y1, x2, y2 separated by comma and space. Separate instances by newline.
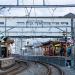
17, 0, 19, 5
5, 18, 7, 37
71, 18, 74, 39
43, 0, 45, 5
20, 38, 23, 55
71, 18, 75, 68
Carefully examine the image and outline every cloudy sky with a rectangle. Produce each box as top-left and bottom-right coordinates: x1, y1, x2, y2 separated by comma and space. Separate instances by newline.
0, 0, 74, 5
0, 0, 75, 16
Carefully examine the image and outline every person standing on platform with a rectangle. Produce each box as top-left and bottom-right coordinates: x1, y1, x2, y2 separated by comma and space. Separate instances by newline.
60, 45, 64, 56
66, 44, 71, 57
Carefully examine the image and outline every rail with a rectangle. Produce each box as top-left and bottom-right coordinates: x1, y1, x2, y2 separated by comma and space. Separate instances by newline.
13, 54, 65, 75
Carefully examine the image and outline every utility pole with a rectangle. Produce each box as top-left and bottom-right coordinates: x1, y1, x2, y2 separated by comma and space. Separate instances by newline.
17, 0, 19, 5
5, 18, 7, 37
43, 0, 45, 5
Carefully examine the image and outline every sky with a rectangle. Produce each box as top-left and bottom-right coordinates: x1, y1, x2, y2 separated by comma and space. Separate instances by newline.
0, 0, 75, 16
0, 0, 74, 5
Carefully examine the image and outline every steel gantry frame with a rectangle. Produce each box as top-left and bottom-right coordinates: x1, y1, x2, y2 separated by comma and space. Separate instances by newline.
0, 0, 75, 8
0, 0, 74, 38
0, 7, 73, 39
0, 0, 74, 39
0, 16, 71, 38
0, 4, 75, 8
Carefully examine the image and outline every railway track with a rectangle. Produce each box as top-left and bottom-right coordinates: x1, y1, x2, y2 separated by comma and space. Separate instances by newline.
0, 61, 29, 75
50, 65, 64, 75
0, 60, 64, 75
38, 62, 64, 75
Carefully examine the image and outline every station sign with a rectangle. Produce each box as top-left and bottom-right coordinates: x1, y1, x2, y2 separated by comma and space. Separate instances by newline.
0, 17, 71, 37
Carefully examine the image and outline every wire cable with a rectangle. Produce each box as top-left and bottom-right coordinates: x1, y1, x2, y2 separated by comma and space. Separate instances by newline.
48, 8, 65, 32
32, 0, 40, 43
48, 8, 56, 31
22, 0, 27, 16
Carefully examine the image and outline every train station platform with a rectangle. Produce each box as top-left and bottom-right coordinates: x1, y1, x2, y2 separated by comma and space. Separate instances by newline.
61, 67, 75, 75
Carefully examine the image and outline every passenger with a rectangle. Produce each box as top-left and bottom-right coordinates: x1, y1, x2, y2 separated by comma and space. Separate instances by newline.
54, 44, 61, 56
49, 44, 54, 56
66, 45, 71, 57
66, 60, 71, 67
60, 46, 64, 56
63, 45, 66, 56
